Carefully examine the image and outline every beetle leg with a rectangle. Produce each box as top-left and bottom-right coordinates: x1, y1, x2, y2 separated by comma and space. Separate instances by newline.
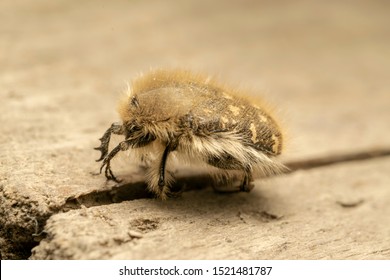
99, 145, 122, 182
240, 171, 254, 192
95, 122, 124, 162
158, 142, 177, 187
158, 146, 171, 187
99, 140, 132, 182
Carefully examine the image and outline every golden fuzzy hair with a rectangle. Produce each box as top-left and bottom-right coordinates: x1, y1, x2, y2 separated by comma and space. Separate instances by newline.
96, 69, 286, 199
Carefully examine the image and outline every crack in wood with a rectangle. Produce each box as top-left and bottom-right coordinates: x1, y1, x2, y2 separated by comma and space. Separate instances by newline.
63, 174, 211, 211
285, 148, 390, 171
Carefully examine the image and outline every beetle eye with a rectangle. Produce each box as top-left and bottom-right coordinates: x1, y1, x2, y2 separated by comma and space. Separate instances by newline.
124, 121, 142, 138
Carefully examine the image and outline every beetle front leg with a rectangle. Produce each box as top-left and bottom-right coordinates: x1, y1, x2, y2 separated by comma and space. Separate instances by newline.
99, 140, 132, 182
95, 122, 124, 162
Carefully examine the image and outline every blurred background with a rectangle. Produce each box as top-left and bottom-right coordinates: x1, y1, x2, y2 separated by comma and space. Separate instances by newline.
1, 0, 390, 161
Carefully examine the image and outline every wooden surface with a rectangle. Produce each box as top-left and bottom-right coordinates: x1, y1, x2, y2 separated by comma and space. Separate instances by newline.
1, 0, 390, 259
31, 158, 390, 260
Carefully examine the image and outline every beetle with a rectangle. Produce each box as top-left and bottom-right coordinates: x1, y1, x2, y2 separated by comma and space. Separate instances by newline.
95, 69, 286, 199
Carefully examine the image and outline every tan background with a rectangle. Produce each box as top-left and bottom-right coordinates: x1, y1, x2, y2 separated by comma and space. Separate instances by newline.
1, 0, 389, 259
